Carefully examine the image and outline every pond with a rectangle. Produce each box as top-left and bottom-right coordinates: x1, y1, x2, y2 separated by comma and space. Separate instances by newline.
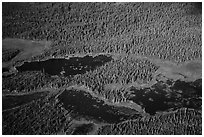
72, 123, 94, 135
128, 79, 202, 115
16, 54, 112, 76
58, 89, 140, 124
2, 67, 9, 73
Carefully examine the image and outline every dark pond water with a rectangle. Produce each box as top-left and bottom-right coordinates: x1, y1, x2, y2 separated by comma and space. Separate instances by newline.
72, 123, 94, 135
2, 68, 9, 73
58, 89, 140, 124
128, 79, 202, 115
16, 55, 112, 76
2, 91, 49, 110
172, 79, 202, 97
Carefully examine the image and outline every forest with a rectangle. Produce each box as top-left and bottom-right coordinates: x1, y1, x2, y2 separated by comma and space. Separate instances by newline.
2, 2, 202, 135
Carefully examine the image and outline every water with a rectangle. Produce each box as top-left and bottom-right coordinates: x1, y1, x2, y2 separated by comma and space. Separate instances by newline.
172, 79, 202, 97
58, 89, 140, 123
16, 55, 112, 76
128, 79, 202, 115
72, 123, 94, 135
128, 84, 175, 115
2, 68, 9, 73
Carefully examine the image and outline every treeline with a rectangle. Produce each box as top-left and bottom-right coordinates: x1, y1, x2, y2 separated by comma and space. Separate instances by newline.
3, 55, 159, 101
3, 3, 202, 63
97, 108, 202, 135
2, 48, 20, 62
2, 71, 71, 93
2, 93, 73, 135
71, 56, 159, 103
3, 71, 50, 93
2, 91, 49, 110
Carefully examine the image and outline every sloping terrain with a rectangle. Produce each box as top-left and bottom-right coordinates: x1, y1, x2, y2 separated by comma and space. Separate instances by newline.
2, 2, 202, 135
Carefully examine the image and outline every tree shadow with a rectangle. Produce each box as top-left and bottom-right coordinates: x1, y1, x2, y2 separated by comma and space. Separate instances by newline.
187, 2, 202, 16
